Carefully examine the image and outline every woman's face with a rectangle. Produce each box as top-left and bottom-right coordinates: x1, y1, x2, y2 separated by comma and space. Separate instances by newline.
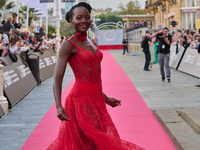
71, 7, 91, 33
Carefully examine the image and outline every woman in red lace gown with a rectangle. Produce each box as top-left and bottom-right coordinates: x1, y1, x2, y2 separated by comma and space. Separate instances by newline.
46, 2, 145, 150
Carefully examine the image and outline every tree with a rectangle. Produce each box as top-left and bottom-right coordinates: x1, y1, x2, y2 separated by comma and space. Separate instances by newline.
48, 25, 56, 35
0, 0, 15, 10
96, 13, 107, 26
117, 0, 145, 15
105, 7, 113, 14
96, 14, 122, 26
19, 6, 41, 26
60, 20, 74, 36
0, 0, 15, 19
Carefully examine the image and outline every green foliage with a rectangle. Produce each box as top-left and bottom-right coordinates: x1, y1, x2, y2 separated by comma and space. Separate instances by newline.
48, 25, 56, 35
0, 0, 7, 10
60, 20, 74, 36
19, 6, 41, 26
5, 1, 15, 10
0, 0, 15, 10
117, 0, 145, 15
96, 14, 123, 28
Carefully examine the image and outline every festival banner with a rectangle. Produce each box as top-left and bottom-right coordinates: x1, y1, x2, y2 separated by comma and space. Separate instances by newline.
62, 0, 75, 2
40, 0, 54, 3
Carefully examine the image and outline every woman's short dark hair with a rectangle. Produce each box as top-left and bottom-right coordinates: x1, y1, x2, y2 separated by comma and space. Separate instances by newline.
65, 2, 92, 23
20, 32, 26, 40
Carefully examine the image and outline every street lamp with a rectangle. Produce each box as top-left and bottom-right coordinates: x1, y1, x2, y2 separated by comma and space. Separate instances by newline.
161, 0, 166, 12
55, 0, 61, 57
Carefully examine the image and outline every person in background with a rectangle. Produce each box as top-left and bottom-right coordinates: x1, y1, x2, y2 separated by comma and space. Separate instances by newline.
12, 13, 22, 29
3, 16, 13, 32
152, 27, 172, 82
28, 33, 35, 51
142, 31, 152, 71
122, 36, 128, 55
60, 36, 64, 45
11, 20, 16, 29
1, 20, 6, 26
150, 37, 159, 69
0, 29, 8, 66
39, 24, 46, 36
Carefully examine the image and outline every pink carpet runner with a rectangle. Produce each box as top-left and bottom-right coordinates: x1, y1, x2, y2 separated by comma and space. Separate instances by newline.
21, 51, 177, 150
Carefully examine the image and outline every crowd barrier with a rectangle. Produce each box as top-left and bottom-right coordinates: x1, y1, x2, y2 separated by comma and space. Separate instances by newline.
178, 47, 200, 78
169, 44, 200, 78
169, 44, 185, 69
0, 105, 4, 118
3, 49, 57, 108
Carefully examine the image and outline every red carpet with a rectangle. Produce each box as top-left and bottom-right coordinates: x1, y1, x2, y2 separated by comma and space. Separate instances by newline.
21, 51, 177, 150
98, 45, 123, 50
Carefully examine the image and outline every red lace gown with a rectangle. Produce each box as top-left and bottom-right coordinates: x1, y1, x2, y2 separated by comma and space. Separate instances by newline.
46, 39, 145, 150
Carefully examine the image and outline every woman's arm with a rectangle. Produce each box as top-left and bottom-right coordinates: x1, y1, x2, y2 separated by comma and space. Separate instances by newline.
53, 40, 74, 121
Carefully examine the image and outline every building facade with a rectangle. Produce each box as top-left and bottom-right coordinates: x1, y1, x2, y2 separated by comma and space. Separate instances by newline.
119, 15, 155, 29
145, 0, 200, 30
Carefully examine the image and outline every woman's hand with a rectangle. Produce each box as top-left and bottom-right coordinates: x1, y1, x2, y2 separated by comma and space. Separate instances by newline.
57, 106, 70, 121
105, 97, 121, 108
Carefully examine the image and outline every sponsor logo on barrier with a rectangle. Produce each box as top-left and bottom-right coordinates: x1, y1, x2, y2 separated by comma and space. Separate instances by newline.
170, 52, 178, 60
4, 65, 31, 88
39, 56, 57, 69
17, 65, 31, 78
3, 70, 20, 88
197, 57, 200, 66
183, 55, 195, 64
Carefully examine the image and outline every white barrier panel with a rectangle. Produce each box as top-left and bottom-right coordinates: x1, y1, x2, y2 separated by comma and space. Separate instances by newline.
97, 29, 123, 46
169, 44, 185, 69
178, 47, 200, 78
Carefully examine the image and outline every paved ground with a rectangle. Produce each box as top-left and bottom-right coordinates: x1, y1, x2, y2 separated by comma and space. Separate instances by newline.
0, 50, 200, 150
0, 67, 74, 150
109, 50, 200, 109
109, 50, 200, 150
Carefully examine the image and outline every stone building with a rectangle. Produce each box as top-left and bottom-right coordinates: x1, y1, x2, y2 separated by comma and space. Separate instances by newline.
145, 0, 200, 30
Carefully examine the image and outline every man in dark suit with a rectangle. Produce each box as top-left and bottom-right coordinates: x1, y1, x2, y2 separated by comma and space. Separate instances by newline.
39, 24, 46, 36
12, 13, 22, 29
122, 36, 128, 55
142, 31, 152, 71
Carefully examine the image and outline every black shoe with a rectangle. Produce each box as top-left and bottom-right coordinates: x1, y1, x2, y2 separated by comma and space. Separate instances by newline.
167, 77, 170, 83
146, 69, 151, 71
195, 84, 200, 87
162, 77, 165, 81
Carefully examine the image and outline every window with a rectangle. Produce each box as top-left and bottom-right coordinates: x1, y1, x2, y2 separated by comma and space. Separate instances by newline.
187, 0, 192, 7
183, 13, 187, 29
193, 12, 196, 29
197, 0, 200, 6
182, 0, 186, 7
192, 0, 195, 6
188, 13, 192, 29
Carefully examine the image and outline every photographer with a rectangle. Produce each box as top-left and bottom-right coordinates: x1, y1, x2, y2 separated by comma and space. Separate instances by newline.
152, 27, 172, 82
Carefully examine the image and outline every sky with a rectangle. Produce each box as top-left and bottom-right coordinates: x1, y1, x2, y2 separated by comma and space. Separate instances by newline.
8, 0, 146, 13
89, 0, 146, 10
